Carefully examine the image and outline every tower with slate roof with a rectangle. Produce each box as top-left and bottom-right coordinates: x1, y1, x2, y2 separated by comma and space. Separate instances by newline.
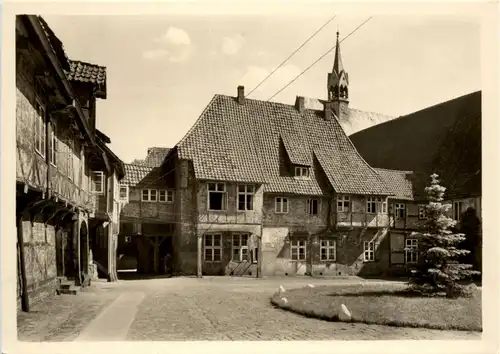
326, 31, 349, 121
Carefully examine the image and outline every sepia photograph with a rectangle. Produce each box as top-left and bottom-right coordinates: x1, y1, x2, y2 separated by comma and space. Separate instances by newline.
1, 1, 499, 353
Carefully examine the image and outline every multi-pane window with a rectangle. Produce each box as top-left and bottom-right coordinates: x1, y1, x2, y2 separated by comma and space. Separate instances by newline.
119, 184, 129, 202
232, 233, 249, 262
395, 203, 406, 219
418, 205, 428, 220
238, 185, 254, 211
159, 190, 174, 203
337, 195, 350, 212
142, 189, 158, 202
91, 171, 104, 194
34, 100, 46, 157
405, 239, 418, 263
363, 241, 375, 262
307, 199, 319, 215
453, 201, 463, 221
204, 234, 222, 262
291, 239, 307, 261
366, 197, 387, 214
275, 197, 289, 213
49, 120, 58, 166
208, 183, 226, 211
320, 239, 336, 261
295, 166, 310, 178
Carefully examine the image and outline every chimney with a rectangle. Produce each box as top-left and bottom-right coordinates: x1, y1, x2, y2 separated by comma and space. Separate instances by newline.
237, 85, 245, 105
324, 101, 333, 121
295, 96, 305, 113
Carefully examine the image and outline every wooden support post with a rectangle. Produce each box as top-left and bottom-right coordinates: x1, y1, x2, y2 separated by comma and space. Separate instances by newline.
153, 236, 159, 274
17, 216, 30, 312
197, 234, 202, 278
256, 235, 263, 278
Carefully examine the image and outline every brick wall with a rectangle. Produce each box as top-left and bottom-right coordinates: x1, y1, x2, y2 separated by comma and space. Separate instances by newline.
121, 186, 176, 221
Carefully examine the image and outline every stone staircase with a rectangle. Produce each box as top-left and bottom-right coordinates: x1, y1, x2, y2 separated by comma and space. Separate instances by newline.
57, 277, 80, 295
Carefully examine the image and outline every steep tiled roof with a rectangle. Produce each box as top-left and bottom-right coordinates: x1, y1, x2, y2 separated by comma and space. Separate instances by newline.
351, 91, 481, 199
122, 163, 170, 188
177, 94, 392, 196
374, 168, 414, 201
144, 147, 171, 167
66, 60, 107, 98
303, 97, 395, 135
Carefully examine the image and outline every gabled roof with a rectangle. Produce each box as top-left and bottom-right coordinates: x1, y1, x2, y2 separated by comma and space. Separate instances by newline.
374, 168, 414, 201
350, 91, 481, 199
66, 60, 107, 98
144, 147, 171, 167
177, 94, 392, 196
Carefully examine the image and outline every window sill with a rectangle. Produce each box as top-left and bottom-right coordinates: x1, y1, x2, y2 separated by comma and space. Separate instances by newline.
289, 259, 307, 262
320, 259, 337, 262
275, 211, 289, 214
207, 209, 228, 212
204, 261, 222, 263
363, 260, 376, 263
237, 209, 255, 212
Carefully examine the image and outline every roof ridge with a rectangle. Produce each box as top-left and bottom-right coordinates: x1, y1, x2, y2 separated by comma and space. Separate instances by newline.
374, 167, 414, 174
348, 107, 394, 118
125, 163, 153, 169
398, 90, 480, 120
69, 59, 107, 69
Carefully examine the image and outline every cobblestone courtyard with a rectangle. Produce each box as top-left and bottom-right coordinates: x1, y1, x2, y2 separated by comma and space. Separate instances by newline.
17, 276, 481, 341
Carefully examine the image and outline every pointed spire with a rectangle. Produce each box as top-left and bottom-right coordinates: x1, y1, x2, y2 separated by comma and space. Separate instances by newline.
333, 30, 344, 76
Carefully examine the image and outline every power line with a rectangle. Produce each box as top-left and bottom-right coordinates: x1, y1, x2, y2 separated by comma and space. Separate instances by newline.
246, 14, 337, 98
267, 17, 373, 102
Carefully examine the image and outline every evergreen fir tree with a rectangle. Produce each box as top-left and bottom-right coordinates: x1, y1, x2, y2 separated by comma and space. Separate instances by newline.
409, 174, 480, 297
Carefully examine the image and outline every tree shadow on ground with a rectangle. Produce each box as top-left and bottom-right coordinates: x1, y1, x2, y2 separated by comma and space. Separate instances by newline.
326, 290, 445, 298
117, 272, 173, 281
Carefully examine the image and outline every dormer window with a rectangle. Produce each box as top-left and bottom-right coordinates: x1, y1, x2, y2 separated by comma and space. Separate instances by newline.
294, 166, 310, 178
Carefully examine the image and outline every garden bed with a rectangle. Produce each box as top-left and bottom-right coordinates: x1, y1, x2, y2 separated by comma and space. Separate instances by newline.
270, 283, 482, 331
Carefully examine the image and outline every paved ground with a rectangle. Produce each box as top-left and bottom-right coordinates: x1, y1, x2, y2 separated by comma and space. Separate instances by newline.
17, 276, 482, 341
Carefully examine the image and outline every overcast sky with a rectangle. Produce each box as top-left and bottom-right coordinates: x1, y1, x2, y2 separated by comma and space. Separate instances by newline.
42, 14, 481, 163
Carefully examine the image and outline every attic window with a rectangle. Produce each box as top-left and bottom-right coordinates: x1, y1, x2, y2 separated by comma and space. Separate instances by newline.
294, 166, 310, 178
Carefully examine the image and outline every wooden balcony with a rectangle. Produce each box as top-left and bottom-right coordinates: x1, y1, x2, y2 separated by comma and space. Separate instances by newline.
336, 211, 390, 228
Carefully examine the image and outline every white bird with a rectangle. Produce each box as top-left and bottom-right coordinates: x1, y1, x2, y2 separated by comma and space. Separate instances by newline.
339, 303, 352, 321
307, 284, 315, 288
281, 297, 288, 304
279, 285, 286, 294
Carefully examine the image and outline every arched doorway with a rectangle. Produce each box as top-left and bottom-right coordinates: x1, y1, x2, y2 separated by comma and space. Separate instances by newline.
79, 220, 89, 280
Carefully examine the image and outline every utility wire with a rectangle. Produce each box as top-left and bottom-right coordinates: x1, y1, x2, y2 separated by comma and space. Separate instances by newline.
246, 14, 337, 98
267, 17, 373, 102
